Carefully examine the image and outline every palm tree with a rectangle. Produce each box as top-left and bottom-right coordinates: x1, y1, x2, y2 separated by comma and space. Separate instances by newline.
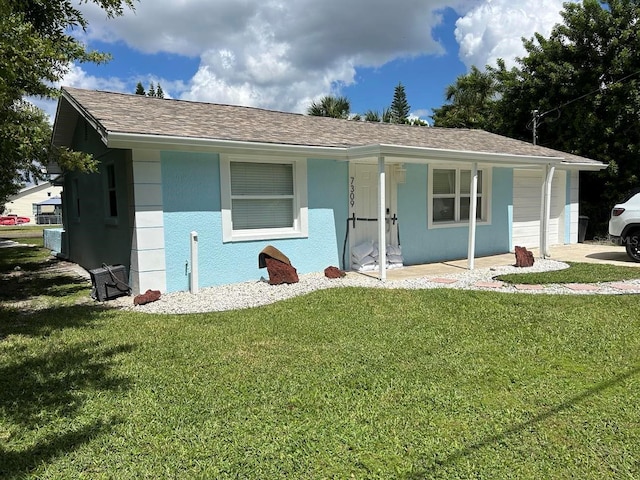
432, 66, 498, 129
364, 110, 381, 122
307, 95, 351, 119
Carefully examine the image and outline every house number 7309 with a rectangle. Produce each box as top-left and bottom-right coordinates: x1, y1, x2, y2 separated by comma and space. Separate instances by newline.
349, 176, 355, 207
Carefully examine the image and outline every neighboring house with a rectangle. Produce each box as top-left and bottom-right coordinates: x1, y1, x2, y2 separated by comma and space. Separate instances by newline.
51, 87, 606, 295
3, 182, 62, 223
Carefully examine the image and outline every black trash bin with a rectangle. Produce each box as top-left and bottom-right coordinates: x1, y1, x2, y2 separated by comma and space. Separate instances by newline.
578, 215, 589, 243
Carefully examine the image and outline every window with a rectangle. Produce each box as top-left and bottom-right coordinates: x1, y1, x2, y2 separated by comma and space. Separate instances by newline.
430, 166, 489, 226
73, 178, 81, 220
106, 164, 118, 218
221, 155, 308, 242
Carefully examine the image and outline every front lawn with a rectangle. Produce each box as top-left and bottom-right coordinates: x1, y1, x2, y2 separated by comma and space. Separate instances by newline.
1, 249, 639, 478
496, 261, 640, 284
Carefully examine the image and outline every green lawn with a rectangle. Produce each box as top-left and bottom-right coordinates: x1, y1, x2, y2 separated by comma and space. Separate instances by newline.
1, 247, 640, 478
496, 261, 640, 284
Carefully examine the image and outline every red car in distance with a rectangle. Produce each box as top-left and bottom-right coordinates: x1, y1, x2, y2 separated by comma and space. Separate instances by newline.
0, 215, 31, 225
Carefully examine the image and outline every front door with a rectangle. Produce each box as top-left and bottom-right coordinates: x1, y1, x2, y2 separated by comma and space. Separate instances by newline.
348, 163, 399, 258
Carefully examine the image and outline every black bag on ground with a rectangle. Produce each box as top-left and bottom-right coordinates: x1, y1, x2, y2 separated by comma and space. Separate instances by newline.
89, 264, 131, 301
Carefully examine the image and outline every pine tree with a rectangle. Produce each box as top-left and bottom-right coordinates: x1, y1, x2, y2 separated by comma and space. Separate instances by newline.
135, 82, 145, 95
148, 82, 156, 97
390, 83, 410, 124
155, 83, 164, 98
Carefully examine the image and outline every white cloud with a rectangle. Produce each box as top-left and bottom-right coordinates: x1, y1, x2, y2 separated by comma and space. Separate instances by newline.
77, 0, 473, 111
454, 0, 573, 69
28, 64, 129, 122
72, 0, 577, 112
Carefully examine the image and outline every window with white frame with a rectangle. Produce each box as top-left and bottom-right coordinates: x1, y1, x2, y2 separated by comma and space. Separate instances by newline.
430, 167, 488, 225
221, 155, 308, 242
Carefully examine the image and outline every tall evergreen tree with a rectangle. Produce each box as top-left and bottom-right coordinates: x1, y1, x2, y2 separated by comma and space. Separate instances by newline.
135, 82, 145, 95
148, 82, 156, 97
390, 83, 410, 124
155, 83, 164, 98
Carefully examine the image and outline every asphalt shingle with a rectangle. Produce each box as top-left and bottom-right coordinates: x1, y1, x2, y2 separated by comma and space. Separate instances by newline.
57, 87, 602, 165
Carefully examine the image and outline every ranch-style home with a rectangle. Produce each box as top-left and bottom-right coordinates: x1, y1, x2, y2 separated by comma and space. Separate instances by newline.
50, 87, 605, 295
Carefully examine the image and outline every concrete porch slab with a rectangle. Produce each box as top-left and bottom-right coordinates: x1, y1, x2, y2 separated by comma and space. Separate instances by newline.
356, 243, 640, 281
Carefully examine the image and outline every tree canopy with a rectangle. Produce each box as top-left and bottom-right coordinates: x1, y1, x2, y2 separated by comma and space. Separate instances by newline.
307, 95, 351, 119
433, 0, 640, 234
0, 0, 136, 206
432, 65, 499, 130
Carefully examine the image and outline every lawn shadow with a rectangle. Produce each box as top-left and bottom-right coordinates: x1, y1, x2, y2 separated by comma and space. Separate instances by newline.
0, 246, 92, 303
0, 244, 48, 273
0, 328, 134, 477
0, 303, 114, 339
0, 272, 90, 302
406, 366, 640, 478
0, 418, 119, 478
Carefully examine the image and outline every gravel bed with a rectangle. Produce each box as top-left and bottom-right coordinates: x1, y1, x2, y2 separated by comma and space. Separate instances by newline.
110, 259, 640, 314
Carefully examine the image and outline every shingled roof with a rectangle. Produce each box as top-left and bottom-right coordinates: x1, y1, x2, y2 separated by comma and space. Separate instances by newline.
54, 87, 604, 167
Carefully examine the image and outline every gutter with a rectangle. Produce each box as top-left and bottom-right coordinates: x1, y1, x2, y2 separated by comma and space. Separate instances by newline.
107, 133, 606, 169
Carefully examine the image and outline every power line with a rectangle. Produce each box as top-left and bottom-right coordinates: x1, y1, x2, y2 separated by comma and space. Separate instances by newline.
530, 69, 640, 145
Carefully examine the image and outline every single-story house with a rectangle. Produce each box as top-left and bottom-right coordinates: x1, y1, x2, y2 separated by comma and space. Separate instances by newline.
3, 182, 62, 221
50, 87, 606, 295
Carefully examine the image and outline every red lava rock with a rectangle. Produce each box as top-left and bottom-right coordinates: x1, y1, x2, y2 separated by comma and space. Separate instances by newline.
324, 266, 346, 279
514, 246, 535, 267
265, 257, 299, 285
134, 289, 161, 306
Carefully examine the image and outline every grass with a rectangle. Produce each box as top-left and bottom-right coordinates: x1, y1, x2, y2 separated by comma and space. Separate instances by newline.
496, 261, 640, 284
1, 247, 640, 478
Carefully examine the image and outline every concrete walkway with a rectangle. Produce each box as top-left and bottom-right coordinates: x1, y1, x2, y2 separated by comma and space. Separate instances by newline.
360, 243, 640, 281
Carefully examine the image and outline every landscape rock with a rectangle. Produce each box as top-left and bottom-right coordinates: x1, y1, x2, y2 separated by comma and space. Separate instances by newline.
324, 266, 346, 279
265, 257, 299, 285
134, 289, 161, 306
514, 246, 535, 267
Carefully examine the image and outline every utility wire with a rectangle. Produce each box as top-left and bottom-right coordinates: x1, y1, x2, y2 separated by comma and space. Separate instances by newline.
539, 69, 640, 118
530, 69, 640, 144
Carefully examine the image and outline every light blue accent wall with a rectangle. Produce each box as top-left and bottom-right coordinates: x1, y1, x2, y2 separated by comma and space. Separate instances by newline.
308, 158, 349, 267
397, 165, 513, 265
161, 153, 347, 292
162, 151, 220, 292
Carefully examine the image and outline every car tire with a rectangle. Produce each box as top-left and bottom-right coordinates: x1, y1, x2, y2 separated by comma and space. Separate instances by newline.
625, 231, 640, 262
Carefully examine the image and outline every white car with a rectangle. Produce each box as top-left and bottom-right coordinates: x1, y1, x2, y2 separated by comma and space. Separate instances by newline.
609, 190, 640, 262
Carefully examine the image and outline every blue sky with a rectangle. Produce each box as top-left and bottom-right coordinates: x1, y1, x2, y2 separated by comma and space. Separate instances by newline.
38, 0, 574, 122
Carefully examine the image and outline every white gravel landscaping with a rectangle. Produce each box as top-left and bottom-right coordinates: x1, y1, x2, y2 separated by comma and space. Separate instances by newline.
111, 259, 640, 315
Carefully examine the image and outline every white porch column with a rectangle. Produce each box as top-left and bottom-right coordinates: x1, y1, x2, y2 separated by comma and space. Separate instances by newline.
377, 155, 387, 281
467, 162, 479, 269
539, 163, 555, 258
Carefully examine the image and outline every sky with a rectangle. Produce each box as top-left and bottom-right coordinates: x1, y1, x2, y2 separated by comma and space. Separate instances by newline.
37, 0, 575, 123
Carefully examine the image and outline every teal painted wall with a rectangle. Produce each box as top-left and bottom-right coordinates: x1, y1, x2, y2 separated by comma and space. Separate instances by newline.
161, 153, 347, 292
397, 164, 513, 265
64, 120, 132, 272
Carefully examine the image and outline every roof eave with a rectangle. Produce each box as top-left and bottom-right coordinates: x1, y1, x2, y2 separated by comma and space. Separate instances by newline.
348, 143, 568, 166
106, 132, 606, 170
53, 88, 109, 147
107, 131, 350, 158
